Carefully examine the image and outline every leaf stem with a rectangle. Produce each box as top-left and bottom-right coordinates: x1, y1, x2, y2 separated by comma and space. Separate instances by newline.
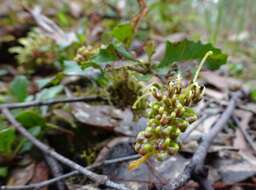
193, 51, 213, 83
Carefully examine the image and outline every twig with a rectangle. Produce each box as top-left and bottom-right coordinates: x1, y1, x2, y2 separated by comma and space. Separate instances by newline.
179, 114, 212, 143
0, 108, 129, 190
0, 155, 139, 190
232, 116, 256, 154
162, 91, 242, 190
198, 177, 214, 190
132, 0, 148, 31
0, 96, 106, 110
206, 95, 256, 114
43, 154, 65, 190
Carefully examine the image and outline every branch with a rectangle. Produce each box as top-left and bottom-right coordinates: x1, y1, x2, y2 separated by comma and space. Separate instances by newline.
43, 154, 65, 190
1, 154, 139, 190
163, 91, 242, 190
178, 114, 214, 143
0, 108, 129, 190
132, 0, 148, 31
0, 96, 106, 110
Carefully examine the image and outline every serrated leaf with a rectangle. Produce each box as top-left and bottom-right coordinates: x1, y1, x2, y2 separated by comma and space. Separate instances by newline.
112, 23, 133, 45
0, 128, 16, 156
10, 75, 29, 102
158, 39, 227, 70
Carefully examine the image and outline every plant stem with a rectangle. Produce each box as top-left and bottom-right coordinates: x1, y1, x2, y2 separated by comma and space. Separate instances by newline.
193, 51, 213, 83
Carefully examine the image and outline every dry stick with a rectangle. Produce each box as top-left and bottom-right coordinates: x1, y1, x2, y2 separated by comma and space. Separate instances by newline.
232, 116, 256, 154
132, 0, 147, 31
162, 91, 242, 190
43, 154, 65, 190
179, 114, 212, 143
1, 108, 129, 190
1, 154, 139, 190
0, 96, 106, 110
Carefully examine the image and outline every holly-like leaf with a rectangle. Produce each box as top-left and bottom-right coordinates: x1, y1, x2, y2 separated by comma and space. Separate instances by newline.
10, 75, 29, 102
0, 128, 16, 156
158, 39, 228, 70
112, 23, 133, 45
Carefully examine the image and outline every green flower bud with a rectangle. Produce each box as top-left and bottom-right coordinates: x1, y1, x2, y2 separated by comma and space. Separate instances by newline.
163, 126, 173, 136
155, 126, 161, 135
143, 143, 153, 153
144, 127, 154, 138
157, 152, 168, 161
134, 73, 203, 161
164, 138, 171, 148
158, 106, 165, 114
152, 104, 160, 111
134, 143, 141, 152
170, 112, 176, 119
186, 115, 197, 123
167, 144, 179, 155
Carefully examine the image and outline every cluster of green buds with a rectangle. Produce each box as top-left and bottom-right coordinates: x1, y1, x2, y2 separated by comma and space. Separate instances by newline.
74, 46, 99, 63
132, 51, 213, 162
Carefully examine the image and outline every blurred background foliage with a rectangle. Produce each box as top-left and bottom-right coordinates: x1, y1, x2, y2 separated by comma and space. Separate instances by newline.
1, 0, 256, 79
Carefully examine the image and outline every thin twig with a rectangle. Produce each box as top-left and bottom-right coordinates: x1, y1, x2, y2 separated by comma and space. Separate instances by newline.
1, 108, 129, 190
0, 155, 139, 190
132, 0, 148, 31
0, 96, 106, 110
163, 91, 242, 190
43, 154, 65, 190
179, 114, 212, 143
232, 116, 256, 154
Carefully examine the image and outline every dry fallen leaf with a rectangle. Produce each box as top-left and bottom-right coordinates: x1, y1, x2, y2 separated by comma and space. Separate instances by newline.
201, 71, 242, 91
219, 161, 256, 184
233, 110, 252, 152
29, 161, 49, 190
7, 162, 35, 186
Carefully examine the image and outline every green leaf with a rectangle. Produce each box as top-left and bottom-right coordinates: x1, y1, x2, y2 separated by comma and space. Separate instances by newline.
10, 75, 29, 102
91, 45, 119, 65
16, 111, 46, 128
90, 44, 135, 68
250, 89, 256, 102
35, 77, 54, 89
63, 60, 86, 76
19, 126, 42, 153
158, 39, 228, 70
36, 85, 63, 101
112, 23, 133, 45
0, 128, 16, 156
0, 167, 8, 177
112, 43, 135, 60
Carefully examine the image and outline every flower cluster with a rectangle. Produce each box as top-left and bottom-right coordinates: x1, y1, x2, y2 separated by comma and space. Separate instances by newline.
134, 75, 205, 160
